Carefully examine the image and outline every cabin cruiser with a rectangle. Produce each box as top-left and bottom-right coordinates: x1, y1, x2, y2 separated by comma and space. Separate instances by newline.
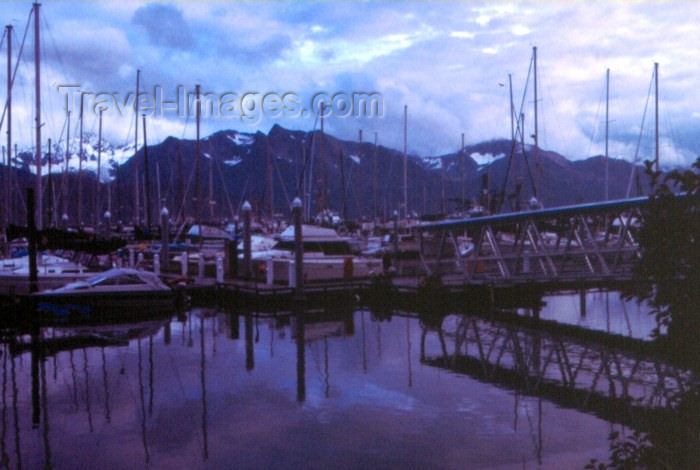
0, 254, 92, 295
254, 225, 383, 285
33, 268, 175, 317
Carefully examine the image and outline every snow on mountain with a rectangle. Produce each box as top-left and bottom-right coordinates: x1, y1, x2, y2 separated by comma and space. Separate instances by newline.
420, 156, 443, 170
223, 156, 242, 166
470, 152, 506, 166
14, 132, 135, 183
225, 132, 255, 146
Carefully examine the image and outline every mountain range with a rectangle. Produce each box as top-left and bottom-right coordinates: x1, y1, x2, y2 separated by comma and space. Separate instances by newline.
2, 124, 654, 226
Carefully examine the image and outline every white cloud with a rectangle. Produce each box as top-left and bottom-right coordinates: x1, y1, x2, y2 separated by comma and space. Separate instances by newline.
2, 0, 699, 169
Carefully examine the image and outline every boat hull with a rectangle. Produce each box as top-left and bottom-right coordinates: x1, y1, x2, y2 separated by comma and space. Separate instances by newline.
30, 290, 176, 324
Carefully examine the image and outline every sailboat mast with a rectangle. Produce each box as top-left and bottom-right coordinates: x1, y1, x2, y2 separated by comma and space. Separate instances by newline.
605, 68, 610, 201
372, 132, 378, 220
143, 115, 151, 230
194, 84, 201, 227
134, 69, 140, 224
319, 103, 326, 212
47, 138, 52, 226
5, 24, 12, 227
339, 149, 347, 222
460, 133, 465, 209
265, 139, 273, 219
34, 2, 42, 229
78, 94, 83, 227
532, 46, 540, 203
63, 110, 70, 219
95, 109, 103, 228
208, 142, 214, 222
177, 144, 184, 223
403, 105, 408, 218
155, 160, 160, 213
654, 62, 659, 173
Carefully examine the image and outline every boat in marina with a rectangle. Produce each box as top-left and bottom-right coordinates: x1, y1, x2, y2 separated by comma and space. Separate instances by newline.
33, 268, 175, 318
255, 225, 383, 285
0, 253, 93, 295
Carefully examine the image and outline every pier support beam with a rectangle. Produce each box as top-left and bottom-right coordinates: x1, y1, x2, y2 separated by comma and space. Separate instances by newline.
160, 207, 169, 273
292, 197, 304, 300
216, 256, 224, 283
242, 201, 252, 279
181, 252, 188, 276
392, 210, 399, 271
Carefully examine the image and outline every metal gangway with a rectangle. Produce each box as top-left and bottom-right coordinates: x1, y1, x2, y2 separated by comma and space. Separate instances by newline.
417, 197, 650, 285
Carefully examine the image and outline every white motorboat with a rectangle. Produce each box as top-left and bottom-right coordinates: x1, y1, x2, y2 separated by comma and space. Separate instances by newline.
33, 268, 175, 318
254, 225, 383, 285
0, 254, 92, 295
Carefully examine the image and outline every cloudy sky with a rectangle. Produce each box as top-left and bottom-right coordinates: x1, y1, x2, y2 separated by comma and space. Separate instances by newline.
2, 1, 699, 167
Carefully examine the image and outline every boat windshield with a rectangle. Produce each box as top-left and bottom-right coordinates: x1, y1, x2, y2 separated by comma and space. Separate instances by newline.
272, 241, 352, 255
88, 274, 148, 286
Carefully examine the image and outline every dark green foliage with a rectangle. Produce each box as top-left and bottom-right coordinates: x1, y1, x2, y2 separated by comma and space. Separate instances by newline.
589, 158, 700, 469
627, 158, 700, 366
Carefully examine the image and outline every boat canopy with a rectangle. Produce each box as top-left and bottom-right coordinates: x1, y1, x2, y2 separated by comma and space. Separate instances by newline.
52, 268, 170, 292
278, 225, 342, 242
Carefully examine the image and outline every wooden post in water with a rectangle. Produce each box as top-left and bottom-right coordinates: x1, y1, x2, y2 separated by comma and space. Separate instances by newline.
392, 210, 399, 271
27, 189, 38, 294
160, 207, 169, 273
292, 197, 304, 300
580, 289, 587, 317
242, 201, 252, 279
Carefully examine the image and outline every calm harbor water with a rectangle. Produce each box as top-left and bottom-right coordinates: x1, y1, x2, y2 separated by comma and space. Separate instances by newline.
0, 291, 674, 469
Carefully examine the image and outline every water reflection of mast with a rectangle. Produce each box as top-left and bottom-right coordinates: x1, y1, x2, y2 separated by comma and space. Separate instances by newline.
137, 339, 150, 464
188, 313, 194, 348
200, 317, 209, 461
82, 349, 94, 432
69, 351, 78, 408
32, 333, 40, 428
148, 337, 154, 415
11, 349, 21, 470
40, 350, 53, 470
2, 344, 8, 466
228, 312, 240, 340
101, 348, 111, 423
323, 337, 330, 398
406, 318, 413, 388
296, 313, 306, 403
245, 314, 254, 372
361, 311, 367, 373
